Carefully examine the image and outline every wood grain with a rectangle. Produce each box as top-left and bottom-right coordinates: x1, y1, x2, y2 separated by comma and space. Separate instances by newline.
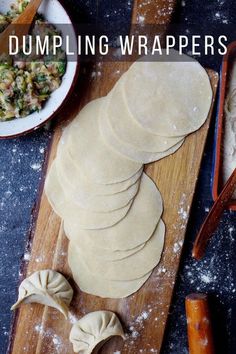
8, 1, 219, 354
8, 61, 218, 354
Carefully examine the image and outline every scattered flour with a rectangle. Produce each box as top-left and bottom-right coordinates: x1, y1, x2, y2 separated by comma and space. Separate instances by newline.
137, 14, 145, 23
173, 240, 184, 253
23, 253, 31, 261
136, 311, 149, 323
68, 312, 78, 324
35, 323, 63, 352
30, 162, 42, 171
201, 273, 213, 284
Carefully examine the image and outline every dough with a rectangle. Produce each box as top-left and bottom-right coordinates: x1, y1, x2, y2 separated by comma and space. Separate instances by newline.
106, 79, 183, 152
123, 50, 212, 137
45, 162, 133, 229
63, 222, 145, 261
56, 146, 141, 212
11, 270, 73, 318
70, 219, 165, 281
69, 311, 125, 354
68, 242, 152, 298
64, 173, 163, 250
44, 52, 210, 299
65, 177, 140, 212
100, 103, 185, 163
56, 143, 143, 196
64, 98, 142, 184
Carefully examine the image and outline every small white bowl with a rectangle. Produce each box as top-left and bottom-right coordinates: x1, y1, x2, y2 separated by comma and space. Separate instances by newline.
0, 0, 79, 139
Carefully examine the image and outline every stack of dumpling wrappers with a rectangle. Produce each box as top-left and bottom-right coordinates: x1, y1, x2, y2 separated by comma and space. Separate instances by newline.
45, 50, 212, 298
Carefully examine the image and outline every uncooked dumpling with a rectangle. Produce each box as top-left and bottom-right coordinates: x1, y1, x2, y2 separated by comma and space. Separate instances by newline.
64, 98, 142, 184
68, 242, 152, 298
11, 269, 73, 318
69, 311, 125, 353
123, 50, 212, 137
45, 162, 133, 229
70, 219, 165, 281
64, 173, 163, 250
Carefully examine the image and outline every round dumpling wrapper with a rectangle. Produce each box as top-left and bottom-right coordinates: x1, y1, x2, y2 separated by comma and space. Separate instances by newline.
65, 98, 142, 184
56, 141, 143, 196
64, 173, 163, 250
70, 219, 165, 281
45, 162, 132, 230
106, 80, 184, 152
63, 221, 145, 261
123, 50, 212, 137
100, 102, 185, 163
68, 242, 152, 298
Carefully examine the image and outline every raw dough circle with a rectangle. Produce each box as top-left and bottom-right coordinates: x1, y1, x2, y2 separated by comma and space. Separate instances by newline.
73, 220, 165, 281
65, 98, 142, 184
56, 143, 143, 196
64, 223, 146, 260
56, 145, 141, 212
123, 50, 212, 137
45, 162, 133, 229
107, 79, 183, 152
100, 102, 185, 163
64, 173, 163, 250
68, 242, 152, 298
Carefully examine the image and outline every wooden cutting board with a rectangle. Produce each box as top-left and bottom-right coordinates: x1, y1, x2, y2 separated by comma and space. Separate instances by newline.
8, 1, 219, 354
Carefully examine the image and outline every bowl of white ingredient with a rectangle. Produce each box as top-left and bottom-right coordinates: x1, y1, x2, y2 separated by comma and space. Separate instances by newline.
0, 0, 79, 138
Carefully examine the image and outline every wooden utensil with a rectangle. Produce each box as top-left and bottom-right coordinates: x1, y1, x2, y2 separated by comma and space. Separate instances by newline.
192, 168, 236, 260
0, 0, 43, 56
185, 293, 215, 354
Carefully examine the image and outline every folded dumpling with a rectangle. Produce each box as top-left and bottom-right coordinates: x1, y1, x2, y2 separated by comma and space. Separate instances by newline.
11, 269, 73, 318
69, 311, 125, 353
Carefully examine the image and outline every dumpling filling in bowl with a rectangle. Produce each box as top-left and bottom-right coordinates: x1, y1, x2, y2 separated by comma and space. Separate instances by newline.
0, 0, 66, 121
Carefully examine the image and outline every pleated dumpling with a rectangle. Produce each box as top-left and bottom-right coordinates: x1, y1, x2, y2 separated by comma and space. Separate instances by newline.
69, 311, 125, 353
11, 269, 73, 318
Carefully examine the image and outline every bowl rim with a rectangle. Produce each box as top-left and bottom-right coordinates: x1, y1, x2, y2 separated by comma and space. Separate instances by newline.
0, 0, 80, 140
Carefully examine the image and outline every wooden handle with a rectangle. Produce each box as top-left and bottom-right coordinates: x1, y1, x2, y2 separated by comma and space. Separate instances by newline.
185, 294, 215, 354
0, 0, 43, 55
12, 0, 43, 24
192, 168, 236, 260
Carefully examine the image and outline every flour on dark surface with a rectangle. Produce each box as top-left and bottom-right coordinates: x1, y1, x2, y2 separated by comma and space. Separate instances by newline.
0, 128, 50, 351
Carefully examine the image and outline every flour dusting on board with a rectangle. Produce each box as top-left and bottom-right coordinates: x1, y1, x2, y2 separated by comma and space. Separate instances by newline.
173, 193, 190, 231
34, 323, 64, 353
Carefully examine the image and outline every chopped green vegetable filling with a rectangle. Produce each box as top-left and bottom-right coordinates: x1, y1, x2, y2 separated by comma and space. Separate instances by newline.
0, 0, 67, 121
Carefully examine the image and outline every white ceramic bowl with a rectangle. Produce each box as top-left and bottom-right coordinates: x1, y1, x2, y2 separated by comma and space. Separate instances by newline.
0, 0, 79, 138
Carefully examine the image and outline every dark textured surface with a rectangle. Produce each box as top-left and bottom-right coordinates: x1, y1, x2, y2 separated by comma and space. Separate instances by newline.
0, 0, 236, 353
0, 128, 50, 351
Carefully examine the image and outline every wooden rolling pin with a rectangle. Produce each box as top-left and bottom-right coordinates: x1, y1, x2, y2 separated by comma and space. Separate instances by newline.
185, 294, 215, 354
